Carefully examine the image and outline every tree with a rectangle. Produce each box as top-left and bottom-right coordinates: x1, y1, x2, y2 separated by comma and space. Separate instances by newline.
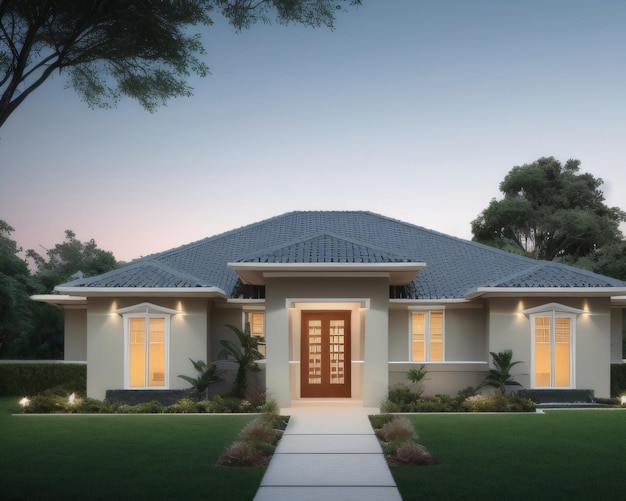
472, 157, 626, 262
0, 0, 362, 127
26, 229, 118, 292
0, 221, 33, 356
218, 323, 263, 398
4, 228, 119, 359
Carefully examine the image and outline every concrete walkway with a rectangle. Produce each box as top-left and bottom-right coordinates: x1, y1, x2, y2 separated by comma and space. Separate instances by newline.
254, 405, 402, 501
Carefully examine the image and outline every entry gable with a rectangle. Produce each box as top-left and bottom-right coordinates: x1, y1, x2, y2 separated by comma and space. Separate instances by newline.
228, 232, 425, 285
116, 302, 180, 316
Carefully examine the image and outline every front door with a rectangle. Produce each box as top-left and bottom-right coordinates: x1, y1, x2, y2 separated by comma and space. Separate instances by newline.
301, 311, 351, 398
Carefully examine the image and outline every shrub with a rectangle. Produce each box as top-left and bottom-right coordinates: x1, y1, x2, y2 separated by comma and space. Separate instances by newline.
130, 400, 165, 414
376, 416, 416, 443
76, 398, 117, 414
392, 441, 437, 466
611, 364, 626, 398
165, 398, 200, 413
386, 383, 418, 407
239, 419, 281, 446
23, 394, 67, 413
0, 363, 86, 396
369, 413, 395, 430
216, 441, 269, 466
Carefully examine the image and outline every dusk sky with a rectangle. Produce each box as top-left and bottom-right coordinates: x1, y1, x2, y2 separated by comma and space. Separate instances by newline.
2, 0, 625, 265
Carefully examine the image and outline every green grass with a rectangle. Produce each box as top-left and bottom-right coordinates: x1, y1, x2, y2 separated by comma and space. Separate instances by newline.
0, 398, 264, 500
396, 411, 626, 500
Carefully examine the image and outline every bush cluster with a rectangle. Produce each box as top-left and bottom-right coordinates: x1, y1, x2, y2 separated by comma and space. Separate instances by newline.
0, 363, 86, 396
216, 412, 289, 466
610, 364, 626, 398
370, 414, 437, 466
381, 384, 536, 413
19, 393, 278, 414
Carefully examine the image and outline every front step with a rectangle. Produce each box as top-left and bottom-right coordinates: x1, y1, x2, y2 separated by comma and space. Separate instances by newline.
290, 398, 364, 408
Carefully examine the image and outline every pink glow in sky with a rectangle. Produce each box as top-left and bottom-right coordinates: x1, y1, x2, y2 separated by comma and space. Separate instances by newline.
2, 1, 625, 264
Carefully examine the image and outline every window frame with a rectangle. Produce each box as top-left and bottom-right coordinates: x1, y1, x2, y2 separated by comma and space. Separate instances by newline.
525, 303, 582, 390
118, 303, 177, 390
243, 309, 266, 358
409, 308, 445, 362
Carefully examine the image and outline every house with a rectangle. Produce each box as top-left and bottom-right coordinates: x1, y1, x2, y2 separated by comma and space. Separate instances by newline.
33, 211, 626, 407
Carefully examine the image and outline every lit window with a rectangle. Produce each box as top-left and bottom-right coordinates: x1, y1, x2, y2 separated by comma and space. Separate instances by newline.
411, 310, 444, 362
531, 313, 574, 388
118, 303, 176, 389
246, 311, 265, 357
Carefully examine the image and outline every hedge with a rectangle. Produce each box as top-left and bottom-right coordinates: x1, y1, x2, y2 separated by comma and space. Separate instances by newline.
0, 363, 86, 396
611, 363, 626, 398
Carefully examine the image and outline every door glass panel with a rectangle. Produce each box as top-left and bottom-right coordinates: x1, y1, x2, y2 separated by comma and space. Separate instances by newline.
554, 318, 571, 387
307, 320, 322, 385
329, 320, 345, 384
129, 318, 146, 387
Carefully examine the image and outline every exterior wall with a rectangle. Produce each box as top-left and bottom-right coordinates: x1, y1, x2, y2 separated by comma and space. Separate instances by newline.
610, 307, 623, 363
388, 305, 488, 396
264, 276, 389, 408
486, 297, 613, 397
64, 308, 87, 361
86, 297, 208, 400
388, 362, 488, 396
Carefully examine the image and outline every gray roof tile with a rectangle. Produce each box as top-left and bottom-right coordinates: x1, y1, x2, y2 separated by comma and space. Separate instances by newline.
60, 211, 626, 299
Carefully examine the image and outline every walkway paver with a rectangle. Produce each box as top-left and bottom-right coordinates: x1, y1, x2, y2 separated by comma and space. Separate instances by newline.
254, 406, 402, 501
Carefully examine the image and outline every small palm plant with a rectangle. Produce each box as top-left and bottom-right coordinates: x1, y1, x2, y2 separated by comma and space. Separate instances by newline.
481, 350, 523, 396
218, 323, 264, 398
406, 365, 428, 397
178, 359, 221, 401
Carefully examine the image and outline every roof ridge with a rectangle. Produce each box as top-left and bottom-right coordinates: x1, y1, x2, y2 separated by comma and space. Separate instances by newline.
237, 230, 417, 263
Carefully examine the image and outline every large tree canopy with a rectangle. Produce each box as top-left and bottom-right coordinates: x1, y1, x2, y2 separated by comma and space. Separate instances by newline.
0, 0, 362, 127
471, 157, 626, 262
0, 224, 119, 358
26, 229, 118, 292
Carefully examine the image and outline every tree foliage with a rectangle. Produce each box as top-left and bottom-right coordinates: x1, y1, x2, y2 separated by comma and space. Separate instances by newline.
26, 229, 117, 292
0, 223, 118, 358
0, 221, 33, 356
218, 323, 263, 398
0, 0, 362, 127
472, 157, 626, 263
480, 350, 523, 396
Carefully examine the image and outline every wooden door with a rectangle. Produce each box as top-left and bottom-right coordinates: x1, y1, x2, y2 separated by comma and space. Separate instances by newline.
301, 311, 351, 398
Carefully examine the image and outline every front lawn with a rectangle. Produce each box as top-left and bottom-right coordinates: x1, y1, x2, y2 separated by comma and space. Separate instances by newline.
0, 398, 264, 500
396, 411, 626, 500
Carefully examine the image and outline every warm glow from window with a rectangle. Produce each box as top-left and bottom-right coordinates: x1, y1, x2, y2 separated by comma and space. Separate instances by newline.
533, 313, 572, 388
412, 310, 444, 362
128, 316, 166, 388
246, 311, 265, 357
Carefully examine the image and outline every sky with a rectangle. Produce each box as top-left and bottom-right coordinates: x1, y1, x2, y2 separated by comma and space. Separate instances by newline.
1, 0, 625, 264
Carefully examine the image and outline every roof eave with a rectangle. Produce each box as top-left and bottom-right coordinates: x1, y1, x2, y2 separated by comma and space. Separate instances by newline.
465, 287, 626, 300
228, 262, 426, 286
53, 286, 227, 298
31, 294, 88, 308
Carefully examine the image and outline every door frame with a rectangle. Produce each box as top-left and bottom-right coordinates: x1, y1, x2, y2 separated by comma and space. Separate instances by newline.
300, 310, 352, 398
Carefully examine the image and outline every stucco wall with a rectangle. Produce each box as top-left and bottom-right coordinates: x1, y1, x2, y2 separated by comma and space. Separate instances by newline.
264, 276, 389, 408
610, 308, 623, 363
388, 306, 486, 362
64, 308, 87, 361
86, 298, 208, 400
486, 297, 613, 397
